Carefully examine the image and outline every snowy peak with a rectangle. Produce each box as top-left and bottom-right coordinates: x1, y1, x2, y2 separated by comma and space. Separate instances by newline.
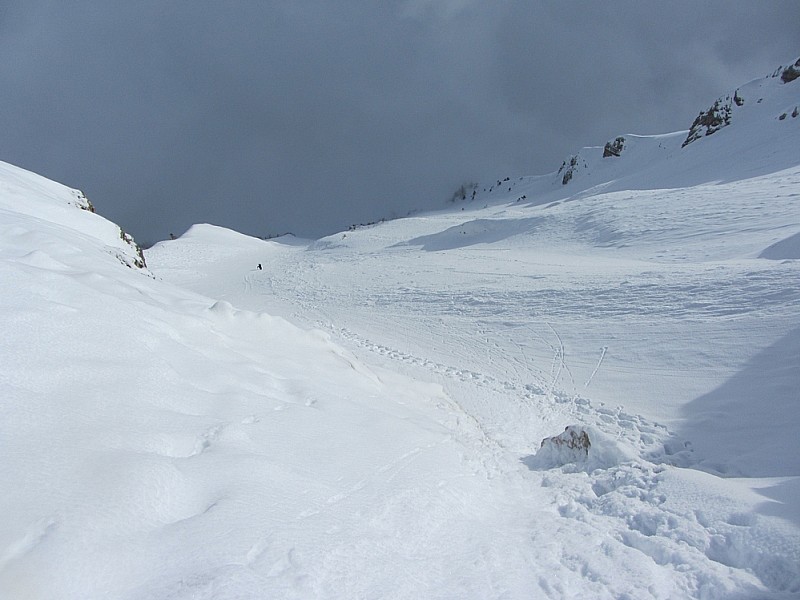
0, 160, 148, 272
682, 55, 800, 147
550, 55, 800, 189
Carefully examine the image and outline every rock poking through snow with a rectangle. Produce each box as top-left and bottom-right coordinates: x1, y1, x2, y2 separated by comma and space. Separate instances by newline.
523, 424, 641, 471
603, 136, 625, 158
533, 426, 591, 467
682, 92, 741, 147
780, 57, 800, 83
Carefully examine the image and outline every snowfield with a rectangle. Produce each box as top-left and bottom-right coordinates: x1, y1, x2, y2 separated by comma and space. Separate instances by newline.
1, 63, 799, 598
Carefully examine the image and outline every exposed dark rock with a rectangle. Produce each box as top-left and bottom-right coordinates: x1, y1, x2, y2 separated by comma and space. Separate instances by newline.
119, 227, 147, 269
542, 426, 590, 451
68, 188, 146, 270
449, 182, 478, 203
72, 190, 95, 213
780, 57, 800, 83
603, 136, 625, 158
682, 95, 736, 147
558, 155, 579, 185
535, 426, 592, 465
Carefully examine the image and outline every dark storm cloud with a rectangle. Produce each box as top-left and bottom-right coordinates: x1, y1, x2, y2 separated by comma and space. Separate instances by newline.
0, 1, 798, 244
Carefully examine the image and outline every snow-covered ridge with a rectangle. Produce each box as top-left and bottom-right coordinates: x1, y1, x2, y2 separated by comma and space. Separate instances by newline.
453, 55, 800, 210
0, 160, 147, 271
682, 55, 800, 147
1, 154, 492, 598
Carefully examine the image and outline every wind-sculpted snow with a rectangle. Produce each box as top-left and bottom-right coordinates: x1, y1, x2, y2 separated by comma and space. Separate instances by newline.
760, 230, 800, 260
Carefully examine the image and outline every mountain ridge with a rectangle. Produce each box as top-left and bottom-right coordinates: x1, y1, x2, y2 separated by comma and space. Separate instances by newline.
444, 54, 799, 222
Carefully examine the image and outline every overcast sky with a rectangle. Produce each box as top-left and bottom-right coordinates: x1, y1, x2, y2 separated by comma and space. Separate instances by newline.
1, 1, 798, 244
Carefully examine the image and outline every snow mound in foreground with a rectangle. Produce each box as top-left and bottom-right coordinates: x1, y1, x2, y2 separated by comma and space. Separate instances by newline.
524, 425, 638, 472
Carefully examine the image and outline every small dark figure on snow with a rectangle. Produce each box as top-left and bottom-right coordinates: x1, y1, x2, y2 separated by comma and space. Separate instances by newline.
257, 263, 262, 270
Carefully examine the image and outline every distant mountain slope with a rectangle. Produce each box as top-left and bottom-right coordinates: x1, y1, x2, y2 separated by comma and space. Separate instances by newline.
682, 56, 799, 147
451, 55, 800, 214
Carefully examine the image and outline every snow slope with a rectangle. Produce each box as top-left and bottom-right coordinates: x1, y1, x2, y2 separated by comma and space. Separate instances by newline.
2, 58, 799, 598
2, 165, 551, 598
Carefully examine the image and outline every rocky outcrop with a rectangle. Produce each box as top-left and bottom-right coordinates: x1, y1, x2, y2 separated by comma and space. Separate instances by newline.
780, 57, 800, 83
603, 136, 625, 158
449, 182, 478, 203
71, 189, 145, 270
537, 426, 591, 465
682, 89, 743, 147
683, 56, 800, 147
558, 155, 580, 185
118, 227, 147, 269
71, 190, 95, 213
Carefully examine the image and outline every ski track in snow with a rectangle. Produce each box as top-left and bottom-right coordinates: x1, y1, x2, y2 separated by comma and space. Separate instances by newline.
185, 162, 799, 597
189, 206, 798, 596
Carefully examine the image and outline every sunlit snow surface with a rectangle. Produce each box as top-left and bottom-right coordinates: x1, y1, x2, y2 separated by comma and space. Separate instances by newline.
2, 69, 800, 598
